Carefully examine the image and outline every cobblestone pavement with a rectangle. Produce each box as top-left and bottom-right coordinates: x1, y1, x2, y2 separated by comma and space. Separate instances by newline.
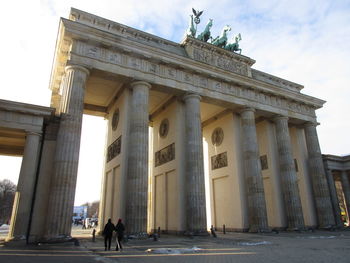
1, 226, 350, 263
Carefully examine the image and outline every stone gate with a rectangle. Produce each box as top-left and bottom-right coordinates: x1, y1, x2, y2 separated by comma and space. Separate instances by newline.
1, 8, 345, 242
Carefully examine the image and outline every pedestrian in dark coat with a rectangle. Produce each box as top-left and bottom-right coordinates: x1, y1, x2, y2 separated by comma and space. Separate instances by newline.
115, 218, 125, 251
103, 218, 115, 251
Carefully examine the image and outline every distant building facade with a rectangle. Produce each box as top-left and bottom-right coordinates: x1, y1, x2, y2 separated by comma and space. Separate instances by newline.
72, 206, 88, 222
0, 8, 349, 242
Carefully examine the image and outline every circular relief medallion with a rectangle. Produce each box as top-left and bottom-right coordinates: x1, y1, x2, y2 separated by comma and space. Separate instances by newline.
112, 109, 119, 131
159, 118, 169, 138
211, 127, 224, 146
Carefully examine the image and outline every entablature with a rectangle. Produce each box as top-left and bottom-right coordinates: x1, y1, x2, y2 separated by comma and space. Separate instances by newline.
49, 8, 326, 123
323, 154, 350, 171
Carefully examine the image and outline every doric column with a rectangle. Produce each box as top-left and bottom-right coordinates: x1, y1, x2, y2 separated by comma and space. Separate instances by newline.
183, 93, 207, 234
46, 65, 89, 238
8, 132, 41, 240
240, 108, 268, 232
340, 170, 350, 218
304, 122, 335, 227
323, 166, 343, 227
125, 81, 151, 235
273, 116, 304, 230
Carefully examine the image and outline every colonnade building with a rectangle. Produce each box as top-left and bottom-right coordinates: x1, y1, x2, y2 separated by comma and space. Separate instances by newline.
1, 8, 349, 242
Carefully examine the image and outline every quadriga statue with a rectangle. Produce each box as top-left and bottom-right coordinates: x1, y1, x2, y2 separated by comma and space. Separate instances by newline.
211, 25, 231, 48
197, 19, 213, 42
224, 33, 242, 54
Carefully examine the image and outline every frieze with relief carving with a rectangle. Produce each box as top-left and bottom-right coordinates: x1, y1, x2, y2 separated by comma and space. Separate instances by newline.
192, 48, 248, 76
155, 143, 175, 167
73, 41, 316, 118
107, 136, 121, 162
211, 152, 228, 170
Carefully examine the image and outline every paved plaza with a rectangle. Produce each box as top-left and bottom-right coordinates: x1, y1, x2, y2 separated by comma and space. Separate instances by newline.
1, 226, 349, 263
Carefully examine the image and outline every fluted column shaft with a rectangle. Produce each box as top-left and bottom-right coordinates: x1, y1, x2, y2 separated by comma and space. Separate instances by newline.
8, 132, 41, 239
273, 116, 304, 230
324, 167, 343, 227
340, 170, 350, 218
184, 93, 207, 234
125, 81, 151, 235
240, 108, 268, 232
304, 123, 335, 227
46, 65, 89, 238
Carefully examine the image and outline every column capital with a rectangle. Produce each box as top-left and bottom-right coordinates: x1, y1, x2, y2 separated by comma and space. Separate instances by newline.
130, 81, 152, 89
25, 131, 42, 137
238, 107, 255, 115
65, 65, 90, 76
272, 115, 289, 123
183, 93, 201, 102
304, 121, 319, 128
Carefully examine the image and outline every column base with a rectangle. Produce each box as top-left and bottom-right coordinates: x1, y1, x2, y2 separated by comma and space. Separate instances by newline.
248, 226, 271, 233
4, 235, 25, 243
184, 230, 210, 237
41, 236, 80, 245
4, 235, 79, 245
318, 224, 337, 231
286, 227, 305, 232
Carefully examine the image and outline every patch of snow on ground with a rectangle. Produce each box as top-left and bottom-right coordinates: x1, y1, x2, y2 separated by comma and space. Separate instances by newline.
146, 247, 201, 254
238, 241, 272, 246
0, 224, 9, 233
297, 235, 336, 239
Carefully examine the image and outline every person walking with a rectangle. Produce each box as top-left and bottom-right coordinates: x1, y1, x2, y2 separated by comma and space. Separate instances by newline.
115, 218, 125, 251
103, 218, 115, 251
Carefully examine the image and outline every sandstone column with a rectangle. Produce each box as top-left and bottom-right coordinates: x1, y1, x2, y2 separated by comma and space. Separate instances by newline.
273, 116, 304, 230
46, 65, 89, 238
183, 93, 207, 234
125, 81, 151, 235
304, 122, 335, 227
340, 170, 350, 219
8, 132, 41, 240
240, 108, 268, 232
323, 166, 343, 227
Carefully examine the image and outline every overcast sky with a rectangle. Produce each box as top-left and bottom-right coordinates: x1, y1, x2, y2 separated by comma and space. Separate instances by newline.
0, 0, 349, 205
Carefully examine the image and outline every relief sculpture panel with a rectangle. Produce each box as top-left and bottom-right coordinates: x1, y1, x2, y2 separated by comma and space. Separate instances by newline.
107, 136, 122, 162
211, 152, 228, 170
155, 143, 175, 167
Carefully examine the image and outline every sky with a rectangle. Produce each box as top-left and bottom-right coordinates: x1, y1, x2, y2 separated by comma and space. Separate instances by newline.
0, 0, 349, 205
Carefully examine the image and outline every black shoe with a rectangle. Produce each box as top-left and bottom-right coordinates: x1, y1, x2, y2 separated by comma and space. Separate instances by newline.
105, 248, 107, 251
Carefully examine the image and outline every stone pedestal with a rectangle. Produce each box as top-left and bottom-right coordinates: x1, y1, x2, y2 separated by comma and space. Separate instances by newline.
125, 81, 151, 235
273, 116, 304, 230
324, 168, 343, 227
45, 65, 89, 238
340, 170, 350, 219
7, 132, 41, 240
304, 123, 335, 227
183, 93, 207, 234
240, 108, 268, 232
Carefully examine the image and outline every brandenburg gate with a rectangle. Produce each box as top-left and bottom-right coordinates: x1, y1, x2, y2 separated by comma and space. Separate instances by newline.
2, 8, 341, 242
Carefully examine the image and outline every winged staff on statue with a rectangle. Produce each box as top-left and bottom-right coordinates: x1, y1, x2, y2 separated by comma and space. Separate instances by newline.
192, 8, 203, 24
186, 8, 203, 37
185, 8, 242, 54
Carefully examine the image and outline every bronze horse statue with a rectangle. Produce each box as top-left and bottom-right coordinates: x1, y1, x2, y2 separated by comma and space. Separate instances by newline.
197, 19, 213, 42
225, 33, 242, 54
211, 25, 231, 48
